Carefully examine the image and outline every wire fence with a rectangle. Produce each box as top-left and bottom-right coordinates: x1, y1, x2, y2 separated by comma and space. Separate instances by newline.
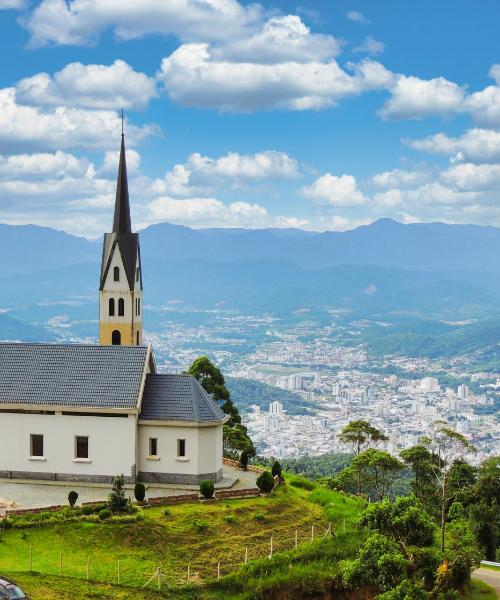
8, 520, 335, 591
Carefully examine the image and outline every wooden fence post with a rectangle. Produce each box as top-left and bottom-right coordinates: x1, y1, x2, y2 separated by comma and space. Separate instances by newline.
269, 535, 273, 558
217, 561, 220, 580
244, 547, 248, 565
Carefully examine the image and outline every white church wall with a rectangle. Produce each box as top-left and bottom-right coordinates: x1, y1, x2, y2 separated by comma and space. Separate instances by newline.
0, 412, 137, 483
137, 422, 223, 484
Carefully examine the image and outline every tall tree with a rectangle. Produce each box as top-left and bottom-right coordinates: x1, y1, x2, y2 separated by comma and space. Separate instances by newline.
338, 420, 388, 493
187, 356, 255, 457
425, 422, 475, 552
400, 445, 439, 515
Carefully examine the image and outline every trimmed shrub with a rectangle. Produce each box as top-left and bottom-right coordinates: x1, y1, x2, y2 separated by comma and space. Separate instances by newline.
68, 490, 78, 508
108, 475, 128, 513
256, 470, 274, 494
98, 508, 112, 520
134, 482, 146, 503
271, 461, 282, 478
200, 480, 215, 499
239, 451, 249, 470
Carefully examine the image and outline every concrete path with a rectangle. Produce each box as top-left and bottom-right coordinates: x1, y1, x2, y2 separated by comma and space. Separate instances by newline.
0, 466, 257, 512
474, 568, 500, 597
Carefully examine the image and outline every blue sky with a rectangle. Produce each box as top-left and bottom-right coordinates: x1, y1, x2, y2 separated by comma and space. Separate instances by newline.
0, 0, 499, 237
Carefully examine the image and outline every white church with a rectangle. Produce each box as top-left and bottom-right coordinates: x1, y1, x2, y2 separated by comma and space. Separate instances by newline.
0, 133, 228, 485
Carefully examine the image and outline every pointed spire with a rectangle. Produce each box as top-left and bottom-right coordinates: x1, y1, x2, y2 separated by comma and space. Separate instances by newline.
112, 112, 132, 234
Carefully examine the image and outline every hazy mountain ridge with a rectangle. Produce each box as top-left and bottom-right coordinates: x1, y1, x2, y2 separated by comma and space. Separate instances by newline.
5, 218, 500, 275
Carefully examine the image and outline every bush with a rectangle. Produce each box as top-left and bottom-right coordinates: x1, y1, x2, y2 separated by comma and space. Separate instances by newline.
239, 451, 249, 470
253, 511, 266, 522
223, 514, 236, 524
290, 476, 316, 491
256, 470, 274, 494
200, 480, 215, 499
68, 490, 78, 508
108, 475, 128, 513
134, 482, 146, 503
98, 508, 112, 520
192, 519, 209, 531
271, 461, 282, 478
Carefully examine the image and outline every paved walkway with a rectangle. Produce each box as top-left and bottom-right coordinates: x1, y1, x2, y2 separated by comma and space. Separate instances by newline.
474, 568, 500, 597
0, 466, 257, 512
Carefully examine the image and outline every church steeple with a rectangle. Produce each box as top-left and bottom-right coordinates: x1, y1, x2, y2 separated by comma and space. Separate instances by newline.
98, 118, 143, 347
112, 133, 132, 234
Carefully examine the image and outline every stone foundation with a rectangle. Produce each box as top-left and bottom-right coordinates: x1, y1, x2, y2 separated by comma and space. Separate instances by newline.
0, 471, 135, 484
138, 467, 223, 485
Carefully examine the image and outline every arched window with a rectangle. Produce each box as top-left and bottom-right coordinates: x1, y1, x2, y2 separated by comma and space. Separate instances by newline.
118, 298, 125, 316
108, 298, 115, 316
138, 298, 140, 316
112, 330, 121, 345
136, 331, 139, 345
113, 266, 120, 282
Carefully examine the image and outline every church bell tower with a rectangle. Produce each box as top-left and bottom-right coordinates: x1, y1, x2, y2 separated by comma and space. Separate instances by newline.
99, 126, 143, 346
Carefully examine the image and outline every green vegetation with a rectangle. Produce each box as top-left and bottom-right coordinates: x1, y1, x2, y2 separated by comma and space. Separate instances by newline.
465, 579, 497, 600
67, 491, 78, 508
256, 470, 274, 493
0, 486, 364, 600
265, 452, 352, 480
188, 356, 255, 458
134, 482, 146, 503
200, 480, 215, 499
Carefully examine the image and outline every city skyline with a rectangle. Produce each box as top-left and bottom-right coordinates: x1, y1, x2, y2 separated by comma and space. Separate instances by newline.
0, 1, 500, 236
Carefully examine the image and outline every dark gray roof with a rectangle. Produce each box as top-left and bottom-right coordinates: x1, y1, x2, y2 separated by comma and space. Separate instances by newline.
0, 343, 148, 409
140, 374, 226, 422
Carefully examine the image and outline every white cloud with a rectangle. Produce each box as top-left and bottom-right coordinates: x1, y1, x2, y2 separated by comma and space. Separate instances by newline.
405, 128, 500, 163
0, 0, 25, 9
489, 64, 500, 86
158, 42, 392, 111
16, 60, 157, 110
213, 15, 341, 64
465, 85, 500, 129
187, 150, 299, 179
301, 173, 368, 207
24, 0, 262, 47
353, 36, 385, 56
100, 148, 141, 175
0, 88, 156, 153
346, 10, 368, 24
0, 151, 91, 178
372, 168, 429, 188
146, 196, 306, 229
380, 75, 466, 120
441, 163, 500, 191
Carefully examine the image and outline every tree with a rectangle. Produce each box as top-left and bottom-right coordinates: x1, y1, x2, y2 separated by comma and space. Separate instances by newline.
350, 449, 404, 501
134, 482, 146, 503
68, 490, 78, 508
271, 461, 282, 478
425, 423, 475, 552
188, 356, 255, 458
339, 421, 388, 493
239, 450, 248, 470
400, 445, 437, 506
108, 475, 128, 513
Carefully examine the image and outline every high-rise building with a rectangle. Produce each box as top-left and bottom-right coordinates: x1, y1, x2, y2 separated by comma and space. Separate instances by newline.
269, 401, 284, 417
458, 384, 469, 399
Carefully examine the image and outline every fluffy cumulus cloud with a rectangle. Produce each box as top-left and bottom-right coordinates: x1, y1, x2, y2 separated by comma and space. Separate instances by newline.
0, 88, 155, 153
16, 60, 157, 110
372, 168, 430, 188
405, 128, 500, 163
100, 148, 141, 175
145, 196, 306, 229
0, 0, 25, 8
441, 163, 500, 191
23, 0, 262, 46
153, 150, 299, 197
0, 151, 91, 178
301, 173, 368, 207
158, 39, 392, 111
380, 75, 466, 120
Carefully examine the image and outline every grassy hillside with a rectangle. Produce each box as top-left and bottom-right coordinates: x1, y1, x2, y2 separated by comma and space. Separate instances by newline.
0, 482, 365, 599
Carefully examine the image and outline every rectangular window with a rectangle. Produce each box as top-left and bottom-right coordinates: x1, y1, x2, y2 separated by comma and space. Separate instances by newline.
149, 438, 158, 456
138, 298, 140, 316
30, 434, 44, 457
75, 436, 89, 459
177, 439, 186, 457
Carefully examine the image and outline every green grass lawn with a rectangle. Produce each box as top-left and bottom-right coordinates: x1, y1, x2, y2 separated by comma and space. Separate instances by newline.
0, 484, 365, 599
464, 579, 497, 600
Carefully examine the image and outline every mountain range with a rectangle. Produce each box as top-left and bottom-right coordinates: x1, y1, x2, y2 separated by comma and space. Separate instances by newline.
4, 217, 500, 276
